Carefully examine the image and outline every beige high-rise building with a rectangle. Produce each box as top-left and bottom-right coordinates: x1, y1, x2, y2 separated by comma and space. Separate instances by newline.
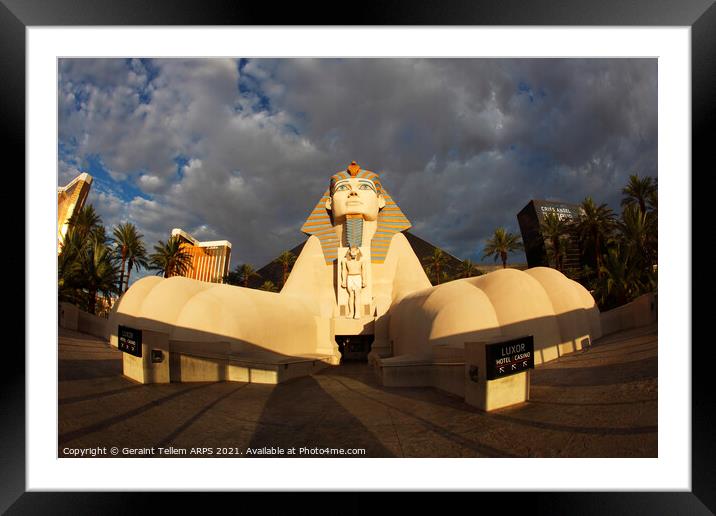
57, 172, 93, 253
171, 228, 232, 284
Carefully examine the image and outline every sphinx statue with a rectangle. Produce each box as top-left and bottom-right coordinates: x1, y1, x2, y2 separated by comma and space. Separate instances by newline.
108, 161, 601, 380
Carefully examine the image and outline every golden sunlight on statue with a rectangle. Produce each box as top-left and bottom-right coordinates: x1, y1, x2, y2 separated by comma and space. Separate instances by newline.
108, 161, 601, 384
341, 247, 366, 319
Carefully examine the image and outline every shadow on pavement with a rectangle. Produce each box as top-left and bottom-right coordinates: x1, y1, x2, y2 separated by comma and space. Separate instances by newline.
154, 383, 250, 449
59, 384, 145, 405
59, 383, 214, 445
530, 356, 657, 387
246, 375, 396, 457
58, 359, 122, 381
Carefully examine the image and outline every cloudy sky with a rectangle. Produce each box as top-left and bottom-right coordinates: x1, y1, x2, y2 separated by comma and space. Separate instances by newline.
58, 58, 657, 284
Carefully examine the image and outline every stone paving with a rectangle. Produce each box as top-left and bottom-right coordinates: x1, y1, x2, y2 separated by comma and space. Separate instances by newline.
58, 324, 657, 458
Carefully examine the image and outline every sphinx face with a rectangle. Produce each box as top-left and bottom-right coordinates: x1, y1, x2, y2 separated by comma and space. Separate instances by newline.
326, 177, 386, 222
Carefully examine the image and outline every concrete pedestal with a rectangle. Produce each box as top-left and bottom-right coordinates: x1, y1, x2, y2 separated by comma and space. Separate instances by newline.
122, 329, 170, 384
464, 341, 530, 411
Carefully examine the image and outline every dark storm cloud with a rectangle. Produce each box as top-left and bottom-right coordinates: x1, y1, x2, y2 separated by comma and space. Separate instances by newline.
264, 58, 657, 260
58, 58, 657, 278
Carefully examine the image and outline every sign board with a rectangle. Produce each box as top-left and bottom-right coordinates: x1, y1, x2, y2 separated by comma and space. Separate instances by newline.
485, 335, 534, 380
118, 325, 142, 357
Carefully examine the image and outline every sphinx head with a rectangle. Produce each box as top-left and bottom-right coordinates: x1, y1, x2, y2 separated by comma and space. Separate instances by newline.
301, 161, 411, 264
325, 161, 386, 222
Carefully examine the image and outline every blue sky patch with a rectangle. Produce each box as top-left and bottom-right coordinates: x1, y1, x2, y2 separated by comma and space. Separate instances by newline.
174, 155, 190, 180
84, 154, 152, 202
56, 58, 657, 271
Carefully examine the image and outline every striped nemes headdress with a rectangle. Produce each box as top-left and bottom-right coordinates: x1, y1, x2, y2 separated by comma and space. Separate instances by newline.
300, 161, 411, 264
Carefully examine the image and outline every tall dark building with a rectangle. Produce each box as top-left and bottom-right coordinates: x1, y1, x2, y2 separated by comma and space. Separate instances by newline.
517, 200, 584, 270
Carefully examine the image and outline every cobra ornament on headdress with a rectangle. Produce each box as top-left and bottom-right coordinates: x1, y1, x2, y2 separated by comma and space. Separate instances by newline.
300, 161, 411, 264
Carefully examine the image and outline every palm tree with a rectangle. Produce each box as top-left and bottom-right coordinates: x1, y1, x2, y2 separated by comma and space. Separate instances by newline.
423, 264, 434, 283
259, 280, 278, 292
224, 268, 239, 286
647, 183, 658, 213
238, 264, 260, 287
482, 228, 523, 269
619, 204, 656, 267
540, 212, 571, 271
112, 222, 146, 292
422, 248, 450, 285
459, 258, 480, 278
224, 263, 261, 287
572, 197, 615, 276
125, 240, 150, 291
594, 245, 650, 310
58, 215, 122, 315
617, 203, 658, 297
149, 235, 194, 278
622, 174, 657, 214
66, 204, 103, 240
594, 247, 630, 309
276, 250, 296, 287
79, 233, 120, 315
58, 226, 84, 304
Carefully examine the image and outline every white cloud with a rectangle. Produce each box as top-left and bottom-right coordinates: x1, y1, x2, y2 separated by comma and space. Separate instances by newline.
59, 58, 657, 267
138, 174, 164, 192
58, 158, 82, 186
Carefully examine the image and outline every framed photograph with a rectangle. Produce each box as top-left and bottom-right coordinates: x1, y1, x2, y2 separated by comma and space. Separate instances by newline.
6, 0, 712, 511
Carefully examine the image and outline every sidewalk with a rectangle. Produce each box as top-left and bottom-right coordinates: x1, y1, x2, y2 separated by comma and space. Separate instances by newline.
58, 324, 657, 458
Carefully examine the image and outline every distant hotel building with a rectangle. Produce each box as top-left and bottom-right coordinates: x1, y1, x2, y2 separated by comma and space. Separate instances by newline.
517, 199, 584, 270
57, 172, 93, 253
171, 228, 232, 284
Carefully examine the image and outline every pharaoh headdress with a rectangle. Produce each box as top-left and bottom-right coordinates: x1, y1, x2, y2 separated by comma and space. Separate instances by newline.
300, 162, 411, 264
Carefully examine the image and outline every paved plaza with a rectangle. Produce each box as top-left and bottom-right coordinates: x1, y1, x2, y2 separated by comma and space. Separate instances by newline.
58, 325, 657, 458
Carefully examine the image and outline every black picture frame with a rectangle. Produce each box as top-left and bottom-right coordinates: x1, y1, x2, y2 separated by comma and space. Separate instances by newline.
5, 0, 711, 512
